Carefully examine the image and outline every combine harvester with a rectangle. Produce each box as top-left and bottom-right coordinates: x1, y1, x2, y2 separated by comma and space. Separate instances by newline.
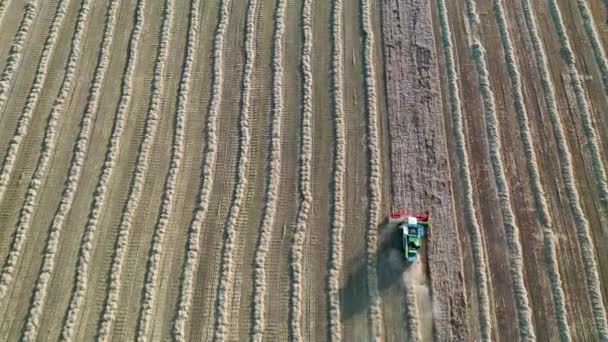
388, 211, 429, 262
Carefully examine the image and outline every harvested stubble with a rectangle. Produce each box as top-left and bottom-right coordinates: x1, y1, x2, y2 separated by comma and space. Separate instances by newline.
521, 0, 608, 339
249, 0, 285, 340
360, 0, 383, 338
94, 0, 175, 339
212, 0, 257, 340
0, 0, 62, 209
135, 0, 200, 340
20, 0, 122, 340
171, 0, 231, 340
491, 0, 571, 340
327, 0, 345, 339
59, 0, 146, 339
288, 0, 313, 339
545, 0, 608, 222
0, 0, 89, 304
435, 0, 492, 340
464, 0, 536, 339
0, 0, 39, 123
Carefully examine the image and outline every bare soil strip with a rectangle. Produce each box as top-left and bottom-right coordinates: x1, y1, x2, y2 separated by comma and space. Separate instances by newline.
434, 0, 491, 339
0, 0, 88, 304
288, 0, 313, 339
521, 0, 608, 339
94, 0, 174, 338
491, 0, 572, 340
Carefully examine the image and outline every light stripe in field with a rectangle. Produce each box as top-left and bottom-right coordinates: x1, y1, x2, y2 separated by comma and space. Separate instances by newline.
94, 0, 174, 339
59, 0, 146, 339
212, 0, 258, 340
0, 0, 58, 209
574, 0, 608, 95
360, 0, 383, 339
0, 0, 82, 304
327, 0, 345, 339
249, 0, 285, 340
546, 0, 608, 219
18, 0, 122, 340
521, 0, 608, 339
171, 0, 231, 339
0, 0, 39, 123
491, 0, 571, 340
464, 1, 537, 340
435, 0, 492, 340
288, 0, 313, 339
134, 0, 199, 340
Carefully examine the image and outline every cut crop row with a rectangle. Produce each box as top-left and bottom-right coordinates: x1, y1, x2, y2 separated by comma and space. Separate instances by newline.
574, 0, 608, 96
435, 0, 492, 339
491, 0, 571, 340
135, 0, 200, 340
360, 0, 383, 339
327, 0, 345, 339
212, 0, 258, 340
287, 0, 313, 339
19, 0, 121, 340
0, 0, 39, 122
0, 0, 86, 303
59, 0, 146, 339
94, 0, 175, 339
249, 0, 285, 340
522, 0, 608, 339
464, 0, 537, 339
171, 0, 231, 339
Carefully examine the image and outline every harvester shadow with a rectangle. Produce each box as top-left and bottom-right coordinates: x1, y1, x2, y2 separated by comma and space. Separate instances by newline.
340, 218, 408, 321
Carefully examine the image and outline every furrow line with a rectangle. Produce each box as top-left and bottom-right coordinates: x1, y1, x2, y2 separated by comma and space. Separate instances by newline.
59, 0, 146, 339
0, 1, 39, 121
464, 1, 537, 340
435, 0, 492, 340
327, 0, 345, 339
171, 0, 231, 339
135, 0, 200, 340
360, 0, 383, 339
94, 0, 174, 339
20, 0, 122, 340
212, 0, 258, 340
249, 0, 285, 340
492, 0, 571, 340
521, 0, 608, 339
0, 0, 84, 303
0, 0, 62, 208
574, 0, 608, 95
546, 0, 608, 219
287, 0, 313, 339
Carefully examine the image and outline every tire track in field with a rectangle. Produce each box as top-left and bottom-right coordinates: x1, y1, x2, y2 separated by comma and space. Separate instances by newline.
135, 0, 199, 339
360, 0, 383, 339
249, 0, 285, 340
327, 0, 345, 339
0, 0, 65, 209
464, 0, 537, 340
0, 0, 86, 304
521, 0, 608, 339
58, 0, 145, 339
436, 0, 492, 340
0, 0, 39, 122
212, 0, 258, 340
492, 0, 571, 340
94, 0, 174, 339
18, 0, 122, 339
573, 0, 608, 95
546, 0, 608, 222
171, 0, 231, 339
288, 0, 313, 339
